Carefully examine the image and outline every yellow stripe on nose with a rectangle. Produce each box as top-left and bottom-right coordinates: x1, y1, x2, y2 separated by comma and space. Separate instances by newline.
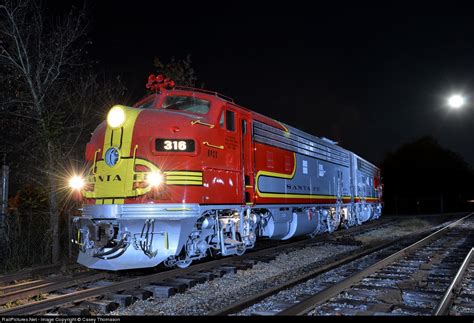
93, 106, 143, 205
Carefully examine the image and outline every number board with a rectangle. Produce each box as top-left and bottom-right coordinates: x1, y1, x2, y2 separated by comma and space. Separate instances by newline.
155, 139, 195, 152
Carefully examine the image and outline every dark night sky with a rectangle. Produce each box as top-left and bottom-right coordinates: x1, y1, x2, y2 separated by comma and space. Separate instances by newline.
73, 3, 474, 167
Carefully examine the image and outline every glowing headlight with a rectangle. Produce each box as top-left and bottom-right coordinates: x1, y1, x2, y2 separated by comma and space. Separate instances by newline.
147, 171, 163, 187
107, 105, 126, 128
69, 175, 85, 190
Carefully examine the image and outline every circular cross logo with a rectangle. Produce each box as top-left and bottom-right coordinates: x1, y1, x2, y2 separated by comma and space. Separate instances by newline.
105, 147, 120, 167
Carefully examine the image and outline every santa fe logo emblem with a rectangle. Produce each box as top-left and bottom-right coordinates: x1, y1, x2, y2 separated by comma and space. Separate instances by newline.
105, 147, 120, 167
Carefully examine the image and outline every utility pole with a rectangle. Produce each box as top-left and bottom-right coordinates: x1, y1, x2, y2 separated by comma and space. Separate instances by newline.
0, 153, 9, 265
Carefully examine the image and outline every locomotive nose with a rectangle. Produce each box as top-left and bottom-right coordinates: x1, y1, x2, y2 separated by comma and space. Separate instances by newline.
80, 105, 161, 202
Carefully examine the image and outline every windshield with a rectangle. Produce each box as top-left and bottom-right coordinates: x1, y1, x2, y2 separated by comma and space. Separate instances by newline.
135, 95, 157, 109
162, 95, 210, 115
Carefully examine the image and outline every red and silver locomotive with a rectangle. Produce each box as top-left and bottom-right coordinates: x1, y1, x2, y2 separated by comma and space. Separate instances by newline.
70, 76, 383, 270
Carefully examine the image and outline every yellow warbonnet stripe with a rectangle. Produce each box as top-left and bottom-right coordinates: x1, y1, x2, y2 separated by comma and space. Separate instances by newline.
165, 176, 202, 180
278, 121, 289, 132
164, 171, 203, 185
102, 105, 142, 158
164, 171, 202, 176
361, 197, 379, 201
84, 106, 146, 204
166, 181, 203, 185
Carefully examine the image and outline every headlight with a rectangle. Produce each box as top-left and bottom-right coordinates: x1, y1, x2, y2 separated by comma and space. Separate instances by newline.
69, 175, 85, 190
147, 171, 163, 187
107, 105, 126, 128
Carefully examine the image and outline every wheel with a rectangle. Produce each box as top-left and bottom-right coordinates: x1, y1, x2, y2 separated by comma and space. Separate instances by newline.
234, 233, 246, 256
357, 204, 371, 224
327, 210, 341, 233
176, 259, 192, 268
235, 244, 246, 256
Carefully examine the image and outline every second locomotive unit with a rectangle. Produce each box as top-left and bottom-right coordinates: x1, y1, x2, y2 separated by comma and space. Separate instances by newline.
70, 77, 383, 270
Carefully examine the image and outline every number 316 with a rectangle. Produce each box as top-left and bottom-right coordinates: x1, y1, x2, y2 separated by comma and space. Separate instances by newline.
164, 140, 187, 151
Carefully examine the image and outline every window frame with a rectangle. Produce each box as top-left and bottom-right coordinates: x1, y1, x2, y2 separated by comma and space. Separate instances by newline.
225, 109, 235, 132
161, 95, 212, 116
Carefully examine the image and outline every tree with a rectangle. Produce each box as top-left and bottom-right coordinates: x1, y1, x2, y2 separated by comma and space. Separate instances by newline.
153, 55, 198, 87
380, 136, 474, 214
0, 0, 126, 264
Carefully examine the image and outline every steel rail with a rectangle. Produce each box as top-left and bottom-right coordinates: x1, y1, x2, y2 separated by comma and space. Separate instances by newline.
0, 268, 92, 294
211, 240, 395, 316
0, 278, 62, 294
434, 247, 474, 315
0, 264, 62, 286
0, 264, 84, 287
211, 214, 466, 315
0, 272, 108, 306
0, 255, 242, 315
277, 212, 473, 316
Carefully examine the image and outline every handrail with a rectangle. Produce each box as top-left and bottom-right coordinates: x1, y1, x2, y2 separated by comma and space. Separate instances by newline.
132, 144, 139, 168
191, 120, 215, 128
92, 149, 101, 174
172, 86, 234, 102
203, 141, 224, 150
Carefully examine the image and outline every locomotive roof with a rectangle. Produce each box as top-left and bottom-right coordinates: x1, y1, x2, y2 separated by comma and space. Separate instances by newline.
134, 87, 379, 170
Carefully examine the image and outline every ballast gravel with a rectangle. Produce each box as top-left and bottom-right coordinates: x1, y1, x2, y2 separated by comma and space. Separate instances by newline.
112, 243, 359, 315
111, 217, 434, 316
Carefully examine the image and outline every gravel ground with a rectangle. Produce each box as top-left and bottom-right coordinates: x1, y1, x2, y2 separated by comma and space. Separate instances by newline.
110, 217, 444, 316
354, 218, 431, 244
238, 246, 398, 315
112, 243, 359, 315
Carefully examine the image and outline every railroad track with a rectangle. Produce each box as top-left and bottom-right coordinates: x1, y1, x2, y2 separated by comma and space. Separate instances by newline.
0, 213, 462, 316
231, 213, 473, 316
435, 247, 474, 315
0, 263, 84, 287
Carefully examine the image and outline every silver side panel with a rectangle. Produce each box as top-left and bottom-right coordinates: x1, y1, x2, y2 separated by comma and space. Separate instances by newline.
257, 153, 351, 197
253, 120, 350, 167
82, 203, 200, 220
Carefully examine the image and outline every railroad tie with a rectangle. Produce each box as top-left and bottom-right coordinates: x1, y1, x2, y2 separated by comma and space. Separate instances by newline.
105, 293, 135, 307
123, 289, 153, 301
218, 266, 237, 274
82, 300, 119, 314
177, 275, 207, 284
168, 277, 198, 288
58, 306, 91, 316
195, 271, 216, 281
143, 285, 176, 299
153, 280, 187, 293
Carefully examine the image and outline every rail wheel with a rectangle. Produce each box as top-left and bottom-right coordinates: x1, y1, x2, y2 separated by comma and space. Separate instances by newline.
234, 233, 246, 256
327, 209, 341, 233
176, 259, 193, 268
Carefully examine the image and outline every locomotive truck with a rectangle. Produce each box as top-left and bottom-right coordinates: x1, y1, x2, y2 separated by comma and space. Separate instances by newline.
69, 79, 382, 270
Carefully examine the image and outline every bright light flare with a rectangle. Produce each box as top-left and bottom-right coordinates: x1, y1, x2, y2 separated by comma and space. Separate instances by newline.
147, 171, 163, 187
447, 94, 466, 109
69, 175, 85, 190
107, 105, 126, 128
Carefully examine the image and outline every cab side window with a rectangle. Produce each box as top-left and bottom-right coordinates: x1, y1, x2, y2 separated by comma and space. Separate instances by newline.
226, 110, 235, 131
219, 111, 224, 128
